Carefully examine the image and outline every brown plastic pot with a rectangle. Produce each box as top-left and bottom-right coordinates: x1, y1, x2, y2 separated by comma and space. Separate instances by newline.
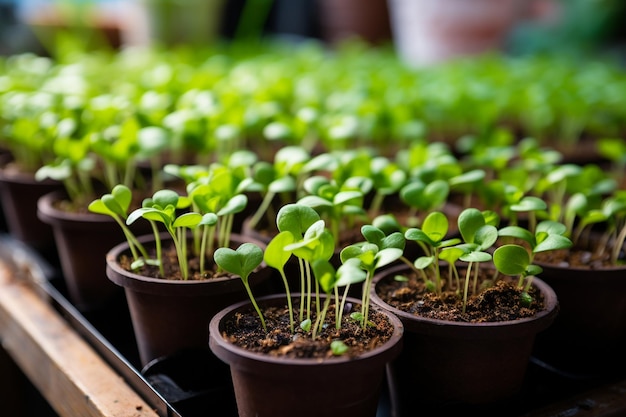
106, 232, 272, 367
0, 157, 63, 259
532, 261, 626, 377
370, 264, 558, 414
37, 190, 149, 311
209, 293, 404, 417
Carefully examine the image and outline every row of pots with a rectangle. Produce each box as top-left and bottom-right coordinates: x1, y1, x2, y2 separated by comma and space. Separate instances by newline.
1, 165, 625, 416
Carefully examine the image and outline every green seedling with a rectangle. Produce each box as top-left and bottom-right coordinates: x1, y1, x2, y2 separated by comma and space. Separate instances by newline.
127, 189, 201, 280
215, 243, 266, 330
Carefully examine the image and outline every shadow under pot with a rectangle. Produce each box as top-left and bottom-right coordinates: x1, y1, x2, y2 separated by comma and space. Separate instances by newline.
105, 232, 272, 368
369, 264, 559, 415
208, 293, 404, 417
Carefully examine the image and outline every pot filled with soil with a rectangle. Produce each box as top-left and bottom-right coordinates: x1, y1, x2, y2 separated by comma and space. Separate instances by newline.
533, 236, 626, 377
368, 208, 566, 414
209, 293, 403, 417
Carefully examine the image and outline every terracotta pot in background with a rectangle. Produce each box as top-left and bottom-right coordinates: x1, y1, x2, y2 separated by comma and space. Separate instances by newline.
387, 0, 525, 66
317, 0, 392, 46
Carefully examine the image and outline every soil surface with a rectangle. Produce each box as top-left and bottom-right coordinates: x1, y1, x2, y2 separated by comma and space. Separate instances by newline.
220, 299, 396, 359
118, 241, 230, 281
534, 242, 623, 269
376, 268, 545, 323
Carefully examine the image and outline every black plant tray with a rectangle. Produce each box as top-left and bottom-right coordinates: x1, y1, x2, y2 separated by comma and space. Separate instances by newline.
6, 235, 626, 417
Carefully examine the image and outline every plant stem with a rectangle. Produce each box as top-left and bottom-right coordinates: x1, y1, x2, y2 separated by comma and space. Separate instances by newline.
279, 268, 294, 332
243, 281, 266, 331
299, 257, 305, 322
247, 190, 275, 230
462, 262, 473, 314
337, 284, 350, 329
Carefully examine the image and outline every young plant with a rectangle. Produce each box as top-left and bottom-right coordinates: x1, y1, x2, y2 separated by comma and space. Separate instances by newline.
269, 203, 335, 328
452, 208, 499, 313
403, 211, 461, 295
126, 189, 202, 280
214, 243, 266, 330
245, 146, 308, 230
311, 258, 367, 340
340, 225, 404, 328
297, 175, 366, 246
87, 184, 150, 263
495, 219, 573, 302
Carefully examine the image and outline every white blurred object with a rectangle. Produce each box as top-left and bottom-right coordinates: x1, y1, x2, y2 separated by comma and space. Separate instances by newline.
388, 0, 537, 67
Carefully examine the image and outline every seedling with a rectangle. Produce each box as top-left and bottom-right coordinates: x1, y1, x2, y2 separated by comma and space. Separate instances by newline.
215, 243, 266, 330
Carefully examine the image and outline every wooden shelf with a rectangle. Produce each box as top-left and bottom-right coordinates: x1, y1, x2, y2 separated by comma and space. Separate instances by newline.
0, 255, 158, 417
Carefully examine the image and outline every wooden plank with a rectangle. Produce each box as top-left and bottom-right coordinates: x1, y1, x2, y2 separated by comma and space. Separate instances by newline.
0, 259, 159, 417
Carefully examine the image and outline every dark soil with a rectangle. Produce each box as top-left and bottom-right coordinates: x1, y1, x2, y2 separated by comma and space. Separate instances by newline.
534, 243, 623, 269
376, 268, 545, 323
220, 298, 396, 359
117, 241, 230, 281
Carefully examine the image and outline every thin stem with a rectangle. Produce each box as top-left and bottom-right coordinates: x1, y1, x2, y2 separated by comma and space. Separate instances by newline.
247, 190, 275, 230
462, 263, 473, 314
337, 284, 350, 329
279, 268, 294, 332
243, 281, 266, 331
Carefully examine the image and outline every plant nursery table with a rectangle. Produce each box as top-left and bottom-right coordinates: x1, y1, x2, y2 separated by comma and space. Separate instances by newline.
0, 234, 625, 417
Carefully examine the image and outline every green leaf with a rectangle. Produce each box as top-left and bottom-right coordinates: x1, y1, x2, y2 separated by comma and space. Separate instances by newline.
276, 204, 320, 237
214, 243, 263, 282
111, 184, 132, 213
498, 226, 534, 245
312, 259, 338, 293
414, 256, 434, 270
440, 247, 466, 263
87, 199, 113, 216
533, 234, 572, 253
336, 258, 368, 287
510, 196, 547, 212
474, 225, 498, 251
268, 176, 296, 194
300, 319, 312, 332
217, 194, 248, 216
152, 189, 180, 208
458, 208, 486, 244
375, 248, 403, 268
264, 231, 295, 270
493, 244, 530, 275
404, 228, 435, 246
421, 211, 448, 243
536, 220, 567, 236
199, 213, 218, 226
330, 340, 349, 356
172, 212, 202, 229
460, 251, 492, 263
